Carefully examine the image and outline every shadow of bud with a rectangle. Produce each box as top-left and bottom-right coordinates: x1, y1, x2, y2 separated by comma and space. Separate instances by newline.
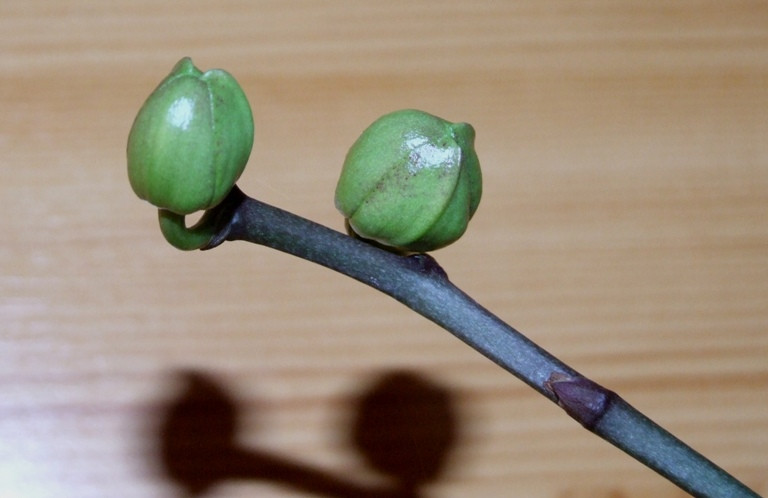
155, 368, 459, 497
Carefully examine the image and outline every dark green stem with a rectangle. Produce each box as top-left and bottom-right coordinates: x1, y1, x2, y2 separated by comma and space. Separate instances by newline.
172, 186, 759, 497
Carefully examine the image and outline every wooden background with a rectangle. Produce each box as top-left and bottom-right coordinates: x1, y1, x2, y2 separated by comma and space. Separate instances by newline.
2, 1, 766, 497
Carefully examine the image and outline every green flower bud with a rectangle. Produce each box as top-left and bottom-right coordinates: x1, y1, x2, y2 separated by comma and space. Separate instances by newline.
335, 109, 482, 252
127, 57, 254, 215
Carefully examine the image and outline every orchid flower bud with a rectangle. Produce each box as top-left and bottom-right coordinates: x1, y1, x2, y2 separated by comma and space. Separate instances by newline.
127, 57, 253, 215
335, 109, 482, 252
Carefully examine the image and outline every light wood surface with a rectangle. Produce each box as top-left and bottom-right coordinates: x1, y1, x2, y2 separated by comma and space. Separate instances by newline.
2, 1, 767, 497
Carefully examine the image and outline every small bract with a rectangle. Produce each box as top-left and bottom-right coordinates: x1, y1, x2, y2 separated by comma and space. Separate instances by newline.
127, 57, 254, 215
335, 109, 482, 252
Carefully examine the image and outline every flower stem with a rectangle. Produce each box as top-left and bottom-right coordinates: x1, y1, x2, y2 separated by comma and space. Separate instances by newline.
180, 186, 758, 497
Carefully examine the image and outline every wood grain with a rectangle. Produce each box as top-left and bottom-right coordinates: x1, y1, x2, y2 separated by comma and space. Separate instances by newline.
2, 1, 766, 497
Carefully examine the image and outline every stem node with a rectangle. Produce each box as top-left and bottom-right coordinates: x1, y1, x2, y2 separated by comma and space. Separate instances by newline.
547, 373, 615, 430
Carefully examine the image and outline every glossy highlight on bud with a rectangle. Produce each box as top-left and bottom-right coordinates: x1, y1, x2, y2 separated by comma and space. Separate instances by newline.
335, 109, 482, 252
127, 57, 254, 215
